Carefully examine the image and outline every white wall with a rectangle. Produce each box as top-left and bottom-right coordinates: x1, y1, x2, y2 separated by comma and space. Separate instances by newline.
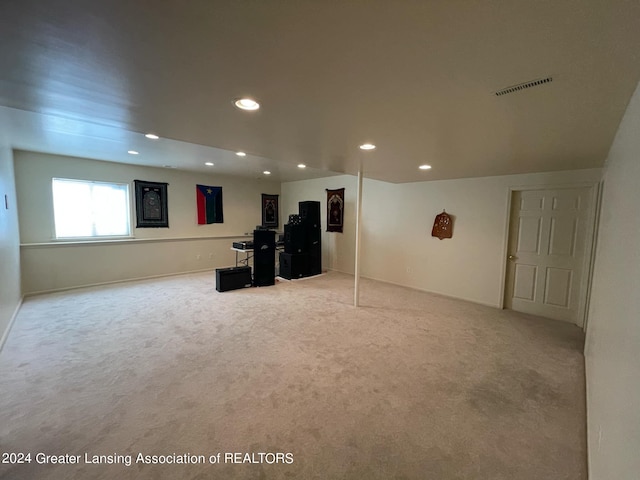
585, 81, 640, 479
283, 168, 602, 307
14, 151, 280, 293
0, 140, 21, 347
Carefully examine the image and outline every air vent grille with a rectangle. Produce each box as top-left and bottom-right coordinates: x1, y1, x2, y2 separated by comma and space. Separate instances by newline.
495, 76, 553, 96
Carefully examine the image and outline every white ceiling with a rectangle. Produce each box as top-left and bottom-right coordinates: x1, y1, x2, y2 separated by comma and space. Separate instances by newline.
1, 0, 639, 183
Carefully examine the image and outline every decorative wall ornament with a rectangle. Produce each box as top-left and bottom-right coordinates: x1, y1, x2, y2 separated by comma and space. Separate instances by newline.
326, 188, 345, 232
196, 184, 223, 224
261, 194, 279, 228
134, 180, 169, 228
431, 210, 453, 239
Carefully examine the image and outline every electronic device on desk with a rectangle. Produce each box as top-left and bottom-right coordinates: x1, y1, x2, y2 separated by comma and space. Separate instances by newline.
232, 241, 254, 250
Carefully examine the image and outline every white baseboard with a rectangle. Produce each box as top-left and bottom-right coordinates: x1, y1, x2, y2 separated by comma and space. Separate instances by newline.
0, 296, 24, 353
276, 272, 328, 283
23, 268, 216, 297
326, 268, 501, 309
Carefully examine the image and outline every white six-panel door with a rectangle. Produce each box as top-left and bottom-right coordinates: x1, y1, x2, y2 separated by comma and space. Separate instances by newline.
505, 188, 593, 324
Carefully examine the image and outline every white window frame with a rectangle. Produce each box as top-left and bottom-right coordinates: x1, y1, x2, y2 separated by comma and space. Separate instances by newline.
52, 177, 133, 240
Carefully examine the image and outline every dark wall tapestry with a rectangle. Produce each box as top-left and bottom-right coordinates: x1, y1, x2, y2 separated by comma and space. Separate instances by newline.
196, 184, 224, 224
326, 188, 345, 232
134, 180, 169, 228
261, 194, 279, 228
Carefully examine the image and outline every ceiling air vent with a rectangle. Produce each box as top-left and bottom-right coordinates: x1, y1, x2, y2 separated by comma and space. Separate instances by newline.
494, 76, 553, 96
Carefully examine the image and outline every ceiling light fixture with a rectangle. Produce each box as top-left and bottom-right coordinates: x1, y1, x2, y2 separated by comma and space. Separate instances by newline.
205, 162, 214, 166
145, 133, 159, 140
234, 98, 260, 111
263, 170, 271, 175
236, 151, 247, 157
297, 164, 306, 169
359, 143, 376, 150
127, 150, 139, 155
419, 164, 432, 170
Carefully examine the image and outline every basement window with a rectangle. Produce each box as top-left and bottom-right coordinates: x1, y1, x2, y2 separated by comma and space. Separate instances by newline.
52, 178, 131, 239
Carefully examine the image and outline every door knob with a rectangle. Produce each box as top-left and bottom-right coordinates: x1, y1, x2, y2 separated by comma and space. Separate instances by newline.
508, 255, 516, 260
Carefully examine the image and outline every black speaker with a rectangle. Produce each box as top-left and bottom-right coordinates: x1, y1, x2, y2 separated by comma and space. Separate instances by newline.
304, 221, 321, 249
284, 223, 306, 254
279, 252, 308, 279
299, 201, 321, 228
253, 229, 275, 286
216, 266, 252, 292
307, 244, 322, 276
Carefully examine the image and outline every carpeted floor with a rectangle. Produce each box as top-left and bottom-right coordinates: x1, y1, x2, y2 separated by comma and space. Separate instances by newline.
0, 271, 586, 479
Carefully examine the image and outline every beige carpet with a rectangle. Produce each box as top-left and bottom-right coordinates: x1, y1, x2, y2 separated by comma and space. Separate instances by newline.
0, 271, 586, 479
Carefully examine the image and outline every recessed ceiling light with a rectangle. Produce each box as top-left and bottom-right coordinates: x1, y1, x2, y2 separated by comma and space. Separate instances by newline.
359, 143, 376, 150
297, 164, 306, 169
419, 164, 432, 170
205, 162, 214, 166
263, 170, 271, 175
128, 150, 139, 155
145, 133, 159, 140
236, 151, 247, 157
234, 98, 260, 111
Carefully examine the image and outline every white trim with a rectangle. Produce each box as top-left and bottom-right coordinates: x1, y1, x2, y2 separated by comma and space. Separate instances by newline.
20, 234, 251, 248
0, 296, 24, 353
498, 187, 514, 308
276, 272, 327, 283
584, 358, 594, 478
582, 179, 605, 333
574, 184, 601, 328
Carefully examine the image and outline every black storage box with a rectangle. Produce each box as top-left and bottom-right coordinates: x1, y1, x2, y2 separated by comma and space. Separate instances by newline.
215, 266, 252, 292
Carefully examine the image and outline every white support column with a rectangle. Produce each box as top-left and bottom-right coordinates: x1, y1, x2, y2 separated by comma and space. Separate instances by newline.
354, 162, 363, 307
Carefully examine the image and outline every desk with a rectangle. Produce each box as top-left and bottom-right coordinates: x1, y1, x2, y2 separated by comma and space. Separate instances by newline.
231, 245, 285, 268
231, 247, 253, 267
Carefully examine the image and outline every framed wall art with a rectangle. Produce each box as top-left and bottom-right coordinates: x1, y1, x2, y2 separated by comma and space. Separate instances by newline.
261, 194, 279, 228
326, 188, 345, 232
134, 180, 169, 228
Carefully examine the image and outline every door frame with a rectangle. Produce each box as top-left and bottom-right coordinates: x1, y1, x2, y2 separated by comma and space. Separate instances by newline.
499, 181, 601, 327
581, 179, 604, 333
